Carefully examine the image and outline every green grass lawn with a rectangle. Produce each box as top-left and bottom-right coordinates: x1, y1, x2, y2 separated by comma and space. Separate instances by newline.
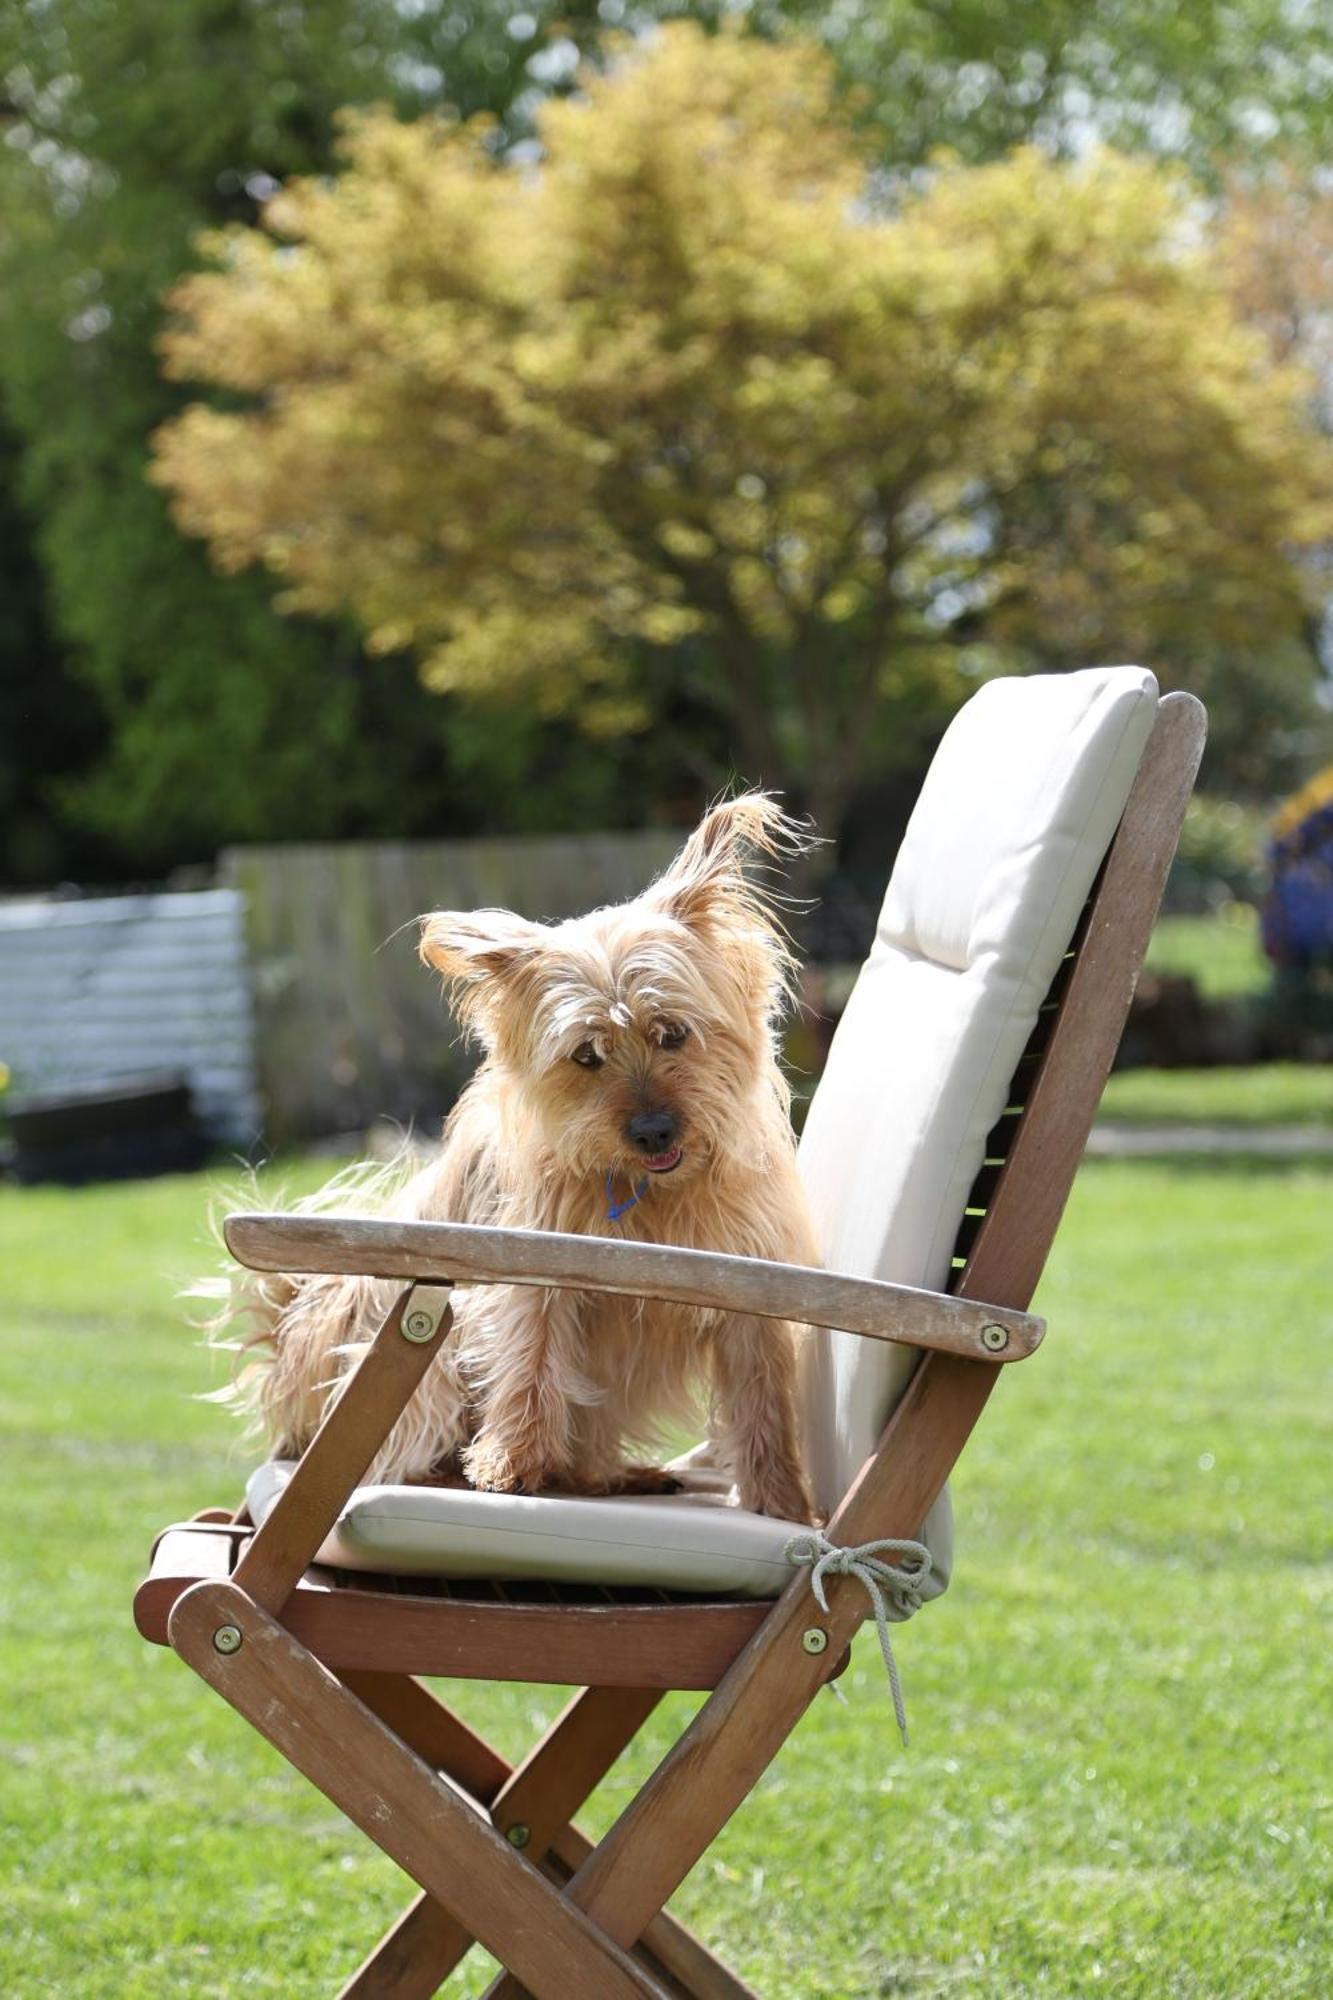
1, 1156, 1329, 1998
1099, 1063, 1333, 1129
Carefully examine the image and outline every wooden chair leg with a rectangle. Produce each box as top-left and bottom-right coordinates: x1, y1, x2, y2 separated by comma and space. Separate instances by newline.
337, 1893, 471, 2000
483, 1358, 988, 2000
477, 1626, 825, 2000
543, 1838, 758, 2000
341, 1669, 509, 1803
339, 1683, 660, 2000
558, 1356, 989, 1958
342, 1672, 755, 2000
332, 1671, 516, 1998
332, 1675, 512, 2000
168, 1578, 668, 2000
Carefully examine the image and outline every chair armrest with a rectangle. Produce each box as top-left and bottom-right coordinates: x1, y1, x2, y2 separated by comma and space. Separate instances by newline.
229, 1282, 454, 1617
222, 1213, 1043, 1364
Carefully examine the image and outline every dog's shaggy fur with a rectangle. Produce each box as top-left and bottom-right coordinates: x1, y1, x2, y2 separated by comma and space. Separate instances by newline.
223, 795, 818, 1523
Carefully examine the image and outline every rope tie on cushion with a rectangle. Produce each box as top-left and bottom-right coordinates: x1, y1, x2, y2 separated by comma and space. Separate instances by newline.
785, 1531, 933, 1746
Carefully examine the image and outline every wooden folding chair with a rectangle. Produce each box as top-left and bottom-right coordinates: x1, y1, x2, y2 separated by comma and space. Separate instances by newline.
135, 667, 1205, 1999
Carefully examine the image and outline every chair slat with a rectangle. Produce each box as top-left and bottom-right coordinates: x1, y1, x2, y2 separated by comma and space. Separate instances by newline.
136, 1529, 776, 1688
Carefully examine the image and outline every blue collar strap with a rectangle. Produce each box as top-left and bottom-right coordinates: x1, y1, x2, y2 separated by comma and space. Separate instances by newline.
606, 1169, 649, 1223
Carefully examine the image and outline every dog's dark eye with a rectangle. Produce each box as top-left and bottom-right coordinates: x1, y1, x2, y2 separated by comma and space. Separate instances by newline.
572, 1041, 604, 1069
659, 1022, 690, 1050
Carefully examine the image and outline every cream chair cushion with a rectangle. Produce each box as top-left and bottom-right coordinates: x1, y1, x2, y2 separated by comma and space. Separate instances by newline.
247, 1461, 810, 1598
797, 665, 1160, 1517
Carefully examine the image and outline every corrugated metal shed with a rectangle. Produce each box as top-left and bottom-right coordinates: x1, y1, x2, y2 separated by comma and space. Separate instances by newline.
0, 889, 261, 1145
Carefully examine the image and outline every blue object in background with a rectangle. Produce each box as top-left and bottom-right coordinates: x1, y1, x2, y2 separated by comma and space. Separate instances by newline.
1261, 768, 1333, 971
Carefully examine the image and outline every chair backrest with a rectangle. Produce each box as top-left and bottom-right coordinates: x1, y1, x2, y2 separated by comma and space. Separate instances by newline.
797, 666, 1163, 1519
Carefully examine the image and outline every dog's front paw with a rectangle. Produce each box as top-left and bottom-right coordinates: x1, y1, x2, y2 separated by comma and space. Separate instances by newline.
597, 1465, 684, 1496
741, 1465, 817, 1526
463, 1436, 546, 1496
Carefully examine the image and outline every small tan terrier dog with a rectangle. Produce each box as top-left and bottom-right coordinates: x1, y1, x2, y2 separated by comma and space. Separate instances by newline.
233, 794, 818, 1524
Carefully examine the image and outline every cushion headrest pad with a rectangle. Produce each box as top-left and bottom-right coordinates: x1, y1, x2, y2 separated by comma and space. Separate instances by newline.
797, 665, 1160, 1522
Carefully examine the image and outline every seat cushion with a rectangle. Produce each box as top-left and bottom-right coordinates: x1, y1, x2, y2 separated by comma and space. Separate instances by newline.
797, 665, 1159, 1517
247, 1462, 814, 1599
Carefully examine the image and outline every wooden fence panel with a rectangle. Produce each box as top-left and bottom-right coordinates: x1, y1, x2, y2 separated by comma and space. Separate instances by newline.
221, 833, 680, 1147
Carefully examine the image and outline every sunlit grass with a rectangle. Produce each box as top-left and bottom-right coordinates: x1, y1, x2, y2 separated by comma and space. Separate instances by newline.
1, 1155, 1328, 1996
1100, 1063, 1333, 1129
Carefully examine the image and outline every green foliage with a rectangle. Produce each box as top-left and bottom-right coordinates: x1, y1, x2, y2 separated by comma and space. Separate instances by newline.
1167, 798, 1271, 914
5, 3, 1333, 879
1, 1153, 1328, 1993
1190, 645, 1333, 808
769, 0, 1333, 177
0, 0, 613, 880
0, 424, 104, 882
151, 27, 1332, 845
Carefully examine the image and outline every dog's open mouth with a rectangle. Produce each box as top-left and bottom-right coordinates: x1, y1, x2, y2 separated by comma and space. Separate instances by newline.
641, 1145, 683, 1174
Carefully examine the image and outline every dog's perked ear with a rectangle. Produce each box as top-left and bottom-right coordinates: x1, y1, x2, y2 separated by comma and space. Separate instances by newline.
650, 791, 814, 932
419, 909, 546, 1036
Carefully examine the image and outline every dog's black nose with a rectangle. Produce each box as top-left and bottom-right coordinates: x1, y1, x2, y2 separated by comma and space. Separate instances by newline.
628, 1109, 678, 1156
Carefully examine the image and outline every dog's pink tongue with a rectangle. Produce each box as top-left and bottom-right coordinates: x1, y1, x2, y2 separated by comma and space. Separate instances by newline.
643, 1145, 682, 1173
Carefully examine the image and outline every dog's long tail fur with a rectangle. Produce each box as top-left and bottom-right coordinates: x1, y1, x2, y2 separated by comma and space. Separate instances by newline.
193, 1141, 473, 1477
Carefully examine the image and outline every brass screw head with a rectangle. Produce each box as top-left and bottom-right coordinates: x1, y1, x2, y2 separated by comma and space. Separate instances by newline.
212, 1624, 243, 1655
801, 1627, 829, 1655
505, 1823, 531, 1849
980, 1322, 1009, 1353
402, 1308, 438, 1344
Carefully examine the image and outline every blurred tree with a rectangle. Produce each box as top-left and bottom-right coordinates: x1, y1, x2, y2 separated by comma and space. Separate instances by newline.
1197, 169, 1333, 798
0, 423, 106, 883
151, 27, 1333, 849
6, 1, 1332, 882
1218, 169, 1333, 401
762, 0, 1333, 178
0, 0, 608, 880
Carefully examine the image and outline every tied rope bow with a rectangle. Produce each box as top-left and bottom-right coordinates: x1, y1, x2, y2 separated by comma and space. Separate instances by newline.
785, 1531, 933, 1747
